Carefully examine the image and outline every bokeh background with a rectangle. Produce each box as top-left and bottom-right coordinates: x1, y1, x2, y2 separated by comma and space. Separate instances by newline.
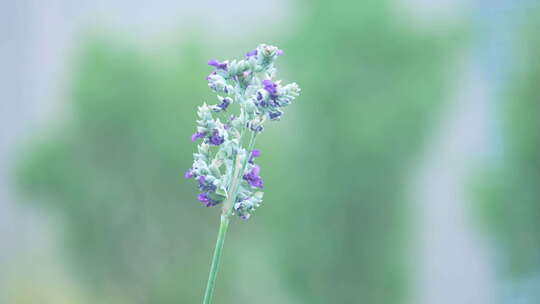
2, 0, 540, 303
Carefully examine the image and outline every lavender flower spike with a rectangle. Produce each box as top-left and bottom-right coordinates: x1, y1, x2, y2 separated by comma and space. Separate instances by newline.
187, 44, 300, 219
186, 44, 300, 304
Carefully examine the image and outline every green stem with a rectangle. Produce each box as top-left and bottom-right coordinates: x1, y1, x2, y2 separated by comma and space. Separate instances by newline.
202, 132, 258, 304
202, 214, 230, 304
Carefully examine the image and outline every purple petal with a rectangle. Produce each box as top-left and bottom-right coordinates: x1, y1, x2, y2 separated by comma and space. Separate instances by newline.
197, 193, 210, 203
246, 49, 258, 57
191, 131, 206, 142
252, 178, 264, 188
249, 149, 261, 164
209, 130, 224, 146
252, 165, 260, 176
184, 169, 194, 179
243, 166, 264, 189
269, 111, 282, 120
251, 149, 261, 158
262, 79, 274, 87
262, 79, 278, 96
207, 59, 227, 70
206, 71, 217, 81
218, 97, 231, 111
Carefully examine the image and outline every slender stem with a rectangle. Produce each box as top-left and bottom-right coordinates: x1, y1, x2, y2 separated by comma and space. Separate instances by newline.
203, 214, 230, 304
202, 133, 258, 304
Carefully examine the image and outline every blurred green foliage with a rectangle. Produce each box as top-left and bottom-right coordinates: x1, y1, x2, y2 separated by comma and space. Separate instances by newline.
478, 12, 540, 280
16, 1, 456, 303
272, 1, 455, 303
17, 39, 219, 303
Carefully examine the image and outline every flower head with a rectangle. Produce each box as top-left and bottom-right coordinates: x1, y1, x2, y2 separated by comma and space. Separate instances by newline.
186, 44, 300, 219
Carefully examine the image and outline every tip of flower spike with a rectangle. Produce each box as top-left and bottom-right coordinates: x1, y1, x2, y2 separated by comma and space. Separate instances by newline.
277, 49, 284, 56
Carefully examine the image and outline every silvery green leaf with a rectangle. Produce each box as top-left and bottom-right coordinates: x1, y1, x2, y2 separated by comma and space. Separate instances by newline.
216, 185, 228, 198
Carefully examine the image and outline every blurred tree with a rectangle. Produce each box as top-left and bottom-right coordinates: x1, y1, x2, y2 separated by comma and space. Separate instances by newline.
477, 9, 540, 291
263, 0, 456, 303
16, 1, 457, 303
16, 38, 226, 303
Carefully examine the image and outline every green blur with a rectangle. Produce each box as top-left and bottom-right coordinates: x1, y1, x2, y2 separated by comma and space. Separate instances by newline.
16, 1, 457, 303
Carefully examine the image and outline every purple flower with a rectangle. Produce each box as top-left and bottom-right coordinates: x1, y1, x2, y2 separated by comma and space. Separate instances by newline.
184, 169, 194, 179
277, 49, 284, 56
198, 176, 216, 192
197, 193, 210, 204
262, 79, 278, 98
217, 97, 231, 111
246, 49, 258, 57
197, 193, 220, 207
249, 149, 261, 164
256, 91, 263, 101
243, 165, 264, 189
250, 125, 263, 132
207, 59, 228, 70
206, 71, 216, 81
191, 131, 207, 142
209, 130, 224, 146
269, 111, 282, 120
197, 175, 206, 187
